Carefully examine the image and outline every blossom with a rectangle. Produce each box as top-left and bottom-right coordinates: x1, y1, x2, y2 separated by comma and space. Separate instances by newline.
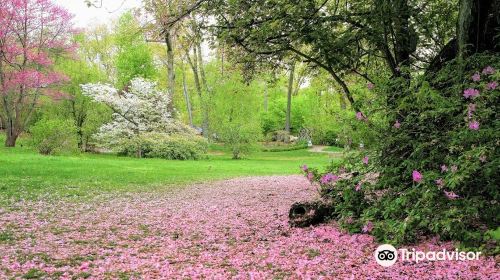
471, 72, 481, 82
0, 176, 496, 279
362, 156, 369, 165
482, 66, 496, 75
82, 78, 175, 143
479, 155, 487, 163
435, 178, 444, 188
394, 120, 401, 129
412, 170, 423, 183
367, 82, 374, 90
444, 190, 459, 200
356, 111, 366, 121
468, 120, 480, 130
467, 103, 476, 119
320, 173, 338, 184
307, 172, 314, 182
355, 183, 362, 191
486, 81, 497, 90
440, 165, 448, 173
451, 165, 458, 172
301, 165, 308, 172
362, 221, 374, 233
345, 216, 354, 224
79, 262, 89, 271
463, 88, 480, 98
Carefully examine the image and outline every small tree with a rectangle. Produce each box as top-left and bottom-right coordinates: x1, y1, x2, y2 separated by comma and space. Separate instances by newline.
209, 71, 262, 159
0, 0, 74, 147
81, 77, 195, 149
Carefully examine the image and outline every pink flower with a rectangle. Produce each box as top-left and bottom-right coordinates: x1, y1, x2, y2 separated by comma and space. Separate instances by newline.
435, 178, 444, 188
79, 262, 89, 271
356, 112, 366, 121
301, 165, 308, 172
412, 170, 423, 183
468, 120, 480, 130
307, 172, 314, 182
320, 173, 338, 184
479, 155, 487, 162
355, 183, 362, 191
472, 72, 481, 82
451, 165, 458, 172
467, 103, 476, 119
394, 120, 401, 129
367, 82, 374, 90
362, 156, 369, 165
482, 66, 496, 75
463, 88, 480, 98
440, 165, 448, 173
444, 190, 459, 200
486, 81, 497, 90
362, 221, 374, 233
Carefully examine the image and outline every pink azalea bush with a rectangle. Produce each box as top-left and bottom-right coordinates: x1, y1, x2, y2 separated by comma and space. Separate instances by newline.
301, 54, 499, 253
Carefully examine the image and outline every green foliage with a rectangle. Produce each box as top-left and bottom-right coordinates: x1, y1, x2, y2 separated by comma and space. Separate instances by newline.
30, 118, 78, 155
306, 54, 500, 252
217, 123, 260, 159
115, 12, 157, 89
54, 53, 111, 151
118, 132, 208, 160
209, 71, 263, 159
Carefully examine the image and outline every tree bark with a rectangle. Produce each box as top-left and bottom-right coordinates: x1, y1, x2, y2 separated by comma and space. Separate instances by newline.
196, 42, 210, 137
181, 66, 194, 126
285, 62, 295, 133
165, 30, 175, 113
458, 0, 499, 60
4, 119, 18, 147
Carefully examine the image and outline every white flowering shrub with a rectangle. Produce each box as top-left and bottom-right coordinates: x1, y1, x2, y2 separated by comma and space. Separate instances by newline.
82, 78, 203, 158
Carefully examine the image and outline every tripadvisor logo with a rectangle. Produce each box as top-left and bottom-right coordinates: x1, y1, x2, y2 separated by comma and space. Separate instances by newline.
374, 244, 482, 267
374, 244, 398, 267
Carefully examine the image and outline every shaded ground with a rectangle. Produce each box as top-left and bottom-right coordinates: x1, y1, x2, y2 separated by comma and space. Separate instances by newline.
0, 176, 497, 279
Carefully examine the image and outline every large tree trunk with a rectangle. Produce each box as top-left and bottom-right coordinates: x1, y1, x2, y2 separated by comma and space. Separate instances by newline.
5, 119, 18, 147
165, 30, 175, 113
181, 66, 194, 126
285, 62, 294, 133
427, 0, 499, 75
458, 0, 500, 59
196, 43, 210, 137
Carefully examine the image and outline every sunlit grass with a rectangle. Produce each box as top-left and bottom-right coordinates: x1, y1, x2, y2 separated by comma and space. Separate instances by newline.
0, 135, 340, 203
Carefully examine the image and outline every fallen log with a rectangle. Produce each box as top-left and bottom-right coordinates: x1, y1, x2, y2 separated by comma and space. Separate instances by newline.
288, 201, 333, 228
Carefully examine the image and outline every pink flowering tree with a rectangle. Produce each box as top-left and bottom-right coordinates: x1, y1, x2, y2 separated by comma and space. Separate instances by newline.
0, 0, 74, 147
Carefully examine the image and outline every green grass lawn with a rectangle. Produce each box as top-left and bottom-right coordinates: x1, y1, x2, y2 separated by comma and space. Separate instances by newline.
0, 137, 339, 203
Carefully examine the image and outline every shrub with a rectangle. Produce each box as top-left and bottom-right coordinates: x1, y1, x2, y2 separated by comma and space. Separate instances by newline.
217, 123, 260, 159
30, 118, 78, 155
118, 132, 208, 160
303, 54, 500, 253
